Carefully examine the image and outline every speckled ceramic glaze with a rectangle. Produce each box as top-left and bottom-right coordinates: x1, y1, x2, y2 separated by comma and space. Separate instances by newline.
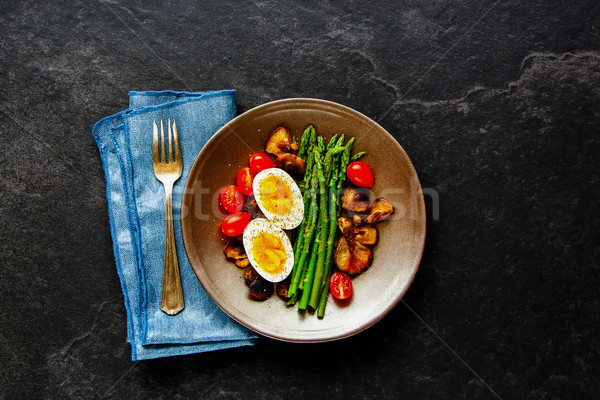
181, 98, 426, 342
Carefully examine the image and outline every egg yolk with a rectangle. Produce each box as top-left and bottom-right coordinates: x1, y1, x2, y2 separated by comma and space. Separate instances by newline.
252, 233, 287, 274
258, 175, 293, 215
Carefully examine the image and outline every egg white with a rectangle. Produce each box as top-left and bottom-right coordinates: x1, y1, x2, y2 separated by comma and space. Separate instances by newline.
252, 168, 304, 229
242, 218, 295, 283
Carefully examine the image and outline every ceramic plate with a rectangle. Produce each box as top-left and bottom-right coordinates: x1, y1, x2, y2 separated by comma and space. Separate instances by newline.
181, 98, 426, 342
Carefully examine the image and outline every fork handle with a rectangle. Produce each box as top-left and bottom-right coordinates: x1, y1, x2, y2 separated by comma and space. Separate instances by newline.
160, 183, 184, 315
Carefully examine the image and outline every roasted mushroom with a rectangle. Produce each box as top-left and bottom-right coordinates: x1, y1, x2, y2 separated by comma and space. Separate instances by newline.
245, 267, 275, 300
244, 268, 259, 286
290, 142, 299, 155
265, 126, 292, 157
276, 278, 290, 298
341, 186, 372, 213
249, 277, 274, 301
235, 257, 250, 268
244, 195, 259, 219
224, 240, 250, 268
338, 217, 378, 246
365, 198, 394, 224
337, 217, 354, 236
273, 153, 305, 177
334, 236, 373, 275
354, 224, 379, 246
334, 217, 378, 275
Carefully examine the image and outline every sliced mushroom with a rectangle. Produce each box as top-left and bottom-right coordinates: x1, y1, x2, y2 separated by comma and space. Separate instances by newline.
273, 153, 305, 177
334, 236, 373, 275
265, 126, 292, 157
352, 214, 363, 226
365, 197, 394, 224
235, 257, 250, 268
337, 217, 354, 236
244, 195, 259, 219
224, 240, 243, 258
249, 277, 274, 301
290, 142, 299, 155
276, 278, 290, 298
244, 268, 258, 286
354, 224, 379, 246
338, 217, 378, 246
341, 186, 372, 213
245, 268, 275, 300
334, 236, 352, 271
224, 240, 249, 268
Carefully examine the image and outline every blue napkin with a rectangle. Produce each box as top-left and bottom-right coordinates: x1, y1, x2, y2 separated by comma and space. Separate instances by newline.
93, 90, 257, 361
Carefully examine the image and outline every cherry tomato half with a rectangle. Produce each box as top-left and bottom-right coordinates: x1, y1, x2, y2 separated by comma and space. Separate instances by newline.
236, 167, 256, 195
330, 271, 353, 300
249, 153, 274, 173
346, 161, 374, 188
221, 212, 251, 237
220, 185, 245, 213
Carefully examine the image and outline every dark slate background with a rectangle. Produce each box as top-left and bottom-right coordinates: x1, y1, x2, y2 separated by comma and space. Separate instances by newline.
1, 1, 599, 399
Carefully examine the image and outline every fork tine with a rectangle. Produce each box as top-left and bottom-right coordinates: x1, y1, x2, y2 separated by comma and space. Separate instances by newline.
160, 119, 166, 163
152, 120, 159, 164
173, 120, 181, 162
168, 118, 174, 163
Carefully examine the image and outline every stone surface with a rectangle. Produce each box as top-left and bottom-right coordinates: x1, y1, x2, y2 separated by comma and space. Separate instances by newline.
1, 1, 599, 399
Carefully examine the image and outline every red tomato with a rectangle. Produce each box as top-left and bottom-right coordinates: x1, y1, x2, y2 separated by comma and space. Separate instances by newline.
236, 167, 256, 195
221, 212, 251, 237
330, 271, 353, 300
346, 161, 374, 188
220, 185, 245, 213
249, 153, 274, 173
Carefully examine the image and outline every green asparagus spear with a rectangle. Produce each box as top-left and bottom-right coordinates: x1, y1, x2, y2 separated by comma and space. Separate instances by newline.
298, 126, 312, 161
288, 152, 319, 298
300, 151, 329, 310
326, 134, 338, 151
309, 125, 317, 147
323, 134, 338, 180
350, 151, 366, 162
317, 136, 325, 155
309, 149, 341, 310
317, 138, 355, 317
287, 150, 315, 302
339, 138, 355, 184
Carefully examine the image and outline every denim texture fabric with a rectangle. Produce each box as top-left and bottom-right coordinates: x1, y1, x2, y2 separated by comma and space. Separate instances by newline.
92, 91, 256, 361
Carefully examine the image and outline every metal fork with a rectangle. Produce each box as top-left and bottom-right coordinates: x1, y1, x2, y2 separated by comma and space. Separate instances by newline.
152, 119, 184, 315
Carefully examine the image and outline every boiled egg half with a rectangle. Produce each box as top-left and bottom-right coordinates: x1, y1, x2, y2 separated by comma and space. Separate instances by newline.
252, 168, 304, 229
242, 218, 294, 282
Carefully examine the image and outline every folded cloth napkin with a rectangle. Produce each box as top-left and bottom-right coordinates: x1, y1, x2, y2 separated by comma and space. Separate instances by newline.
93, 90, 256, 361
